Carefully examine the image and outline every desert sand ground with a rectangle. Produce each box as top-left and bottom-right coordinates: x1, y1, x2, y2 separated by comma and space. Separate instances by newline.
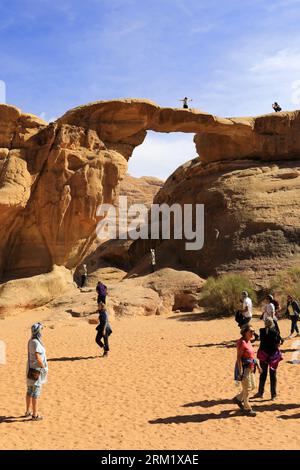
0, 302, 300, 450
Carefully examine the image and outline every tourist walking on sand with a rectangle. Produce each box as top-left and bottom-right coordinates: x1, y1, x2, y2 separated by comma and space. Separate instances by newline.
270, 293, 280, 317
261, 294, 282, 338
179, 97, 192, 109
234, 324, 262, 417
253, 318, 283, 400
79, 264, 88, 288
96, 280, 108, 305
95, 302, 112, 357
286, 294, 300, 339
25, 323, 48, 421
236, 291, 253, 327
242, 291, 253, 324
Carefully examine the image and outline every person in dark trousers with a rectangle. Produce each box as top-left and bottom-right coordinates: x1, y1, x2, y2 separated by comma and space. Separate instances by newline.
286, 294, 300, 339
180, 97, 192, 109
95, 302, 112, 357
150, 249, 156, 272
253, 318, 283, 400
80, 264, 88, 288
235, 291, 259, 341
272, 102, 282, 112
96, 281, 107, 304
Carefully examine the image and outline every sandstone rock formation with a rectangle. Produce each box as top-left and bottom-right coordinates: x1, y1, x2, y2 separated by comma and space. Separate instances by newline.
58, 99, 300, 163
0, 103, 127, 285
0, 266, 76, 315
1, 98, 300, 312
120, 174, 164, 205
97, 268, 205, 317
44, 268, 204, 319
130, 159, 300, 287
78, 173, 164, 277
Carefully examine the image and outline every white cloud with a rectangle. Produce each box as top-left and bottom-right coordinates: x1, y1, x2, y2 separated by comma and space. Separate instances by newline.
251, 49, 300, 73
129, 132, 197, 180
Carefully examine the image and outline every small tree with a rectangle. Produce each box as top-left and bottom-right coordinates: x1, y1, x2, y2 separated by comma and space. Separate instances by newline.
201, 274, 257, 316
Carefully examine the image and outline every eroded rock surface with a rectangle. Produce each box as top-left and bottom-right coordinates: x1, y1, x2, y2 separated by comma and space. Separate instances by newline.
130, 159, 300, 287
1, 99, 300, 311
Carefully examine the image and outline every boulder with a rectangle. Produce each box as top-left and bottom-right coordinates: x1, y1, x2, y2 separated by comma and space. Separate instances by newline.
108, 268, 205, 316
0, 266, 76, 316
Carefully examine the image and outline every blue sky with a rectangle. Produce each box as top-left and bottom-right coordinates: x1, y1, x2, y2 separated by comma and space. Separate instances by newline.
1, 0, 300, 178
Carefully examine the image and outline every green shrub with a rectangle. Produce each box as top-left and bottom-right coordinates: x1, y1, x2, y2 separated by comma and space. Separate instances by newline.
269, 267, 300, 305
200, 274, 257, 316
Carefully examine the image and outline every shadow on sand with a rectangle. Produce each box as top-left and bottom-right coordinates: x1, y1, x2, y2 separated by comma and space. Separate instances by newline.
279, 413, 300, 420
183, 399, 237, 408
281, 348, 300, 353
149, 403, 300, 425
48, 356, 98, 362
187, 340, 237, 349
167, 312, 226, 322
0, 415, 33, 424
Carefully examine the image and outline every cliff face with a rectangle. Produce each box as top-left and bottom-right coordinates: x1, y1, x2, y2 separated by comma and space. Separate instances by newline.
130, 158, 300, 287
1, 98, 300, 290
0, 104, 127, 282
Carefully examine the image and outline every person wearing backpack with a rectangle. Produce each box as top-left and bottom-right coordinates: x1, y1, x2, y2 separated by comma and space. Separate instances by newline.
96, 281, 108, 305
286, 295, 300, 339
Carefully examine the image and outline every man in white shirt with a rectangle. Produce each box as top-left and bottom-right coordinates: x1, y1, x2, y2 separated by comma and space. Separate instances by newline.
240, 291, 260, 341
242, 291, 253, 322
261, 296, 276, 323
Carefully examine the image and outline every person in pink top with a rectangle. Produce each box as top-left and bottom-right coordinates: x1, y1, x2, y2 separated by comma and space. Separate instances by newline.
234, 324, 262, 416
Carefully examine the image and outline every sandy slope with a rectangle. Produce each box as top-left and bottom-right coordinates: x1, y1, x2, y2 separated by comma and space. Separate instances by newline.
0, 305, 299, 450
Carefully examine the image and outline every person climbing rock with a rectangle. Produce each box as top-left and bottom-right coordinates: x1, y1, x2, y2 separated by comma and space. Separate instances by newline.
272, 102, 282, 112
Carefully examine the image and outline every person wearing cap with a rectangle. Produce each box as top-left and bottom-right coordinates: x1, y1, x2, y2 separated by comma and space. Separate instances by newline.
25, 323, 48, 421
254, 317, 283, 400
234, 324, 262, 417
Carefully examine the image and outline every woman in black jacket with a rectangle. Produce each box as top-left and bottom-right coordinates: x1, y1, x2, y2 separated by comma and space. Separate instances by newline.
254, 318, 283, 400
286, 295, 300, 339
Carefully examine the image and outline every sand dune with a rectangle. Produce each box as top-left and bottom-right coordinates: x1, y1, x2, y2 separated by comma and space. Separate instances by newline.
0, 306, 299, 450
